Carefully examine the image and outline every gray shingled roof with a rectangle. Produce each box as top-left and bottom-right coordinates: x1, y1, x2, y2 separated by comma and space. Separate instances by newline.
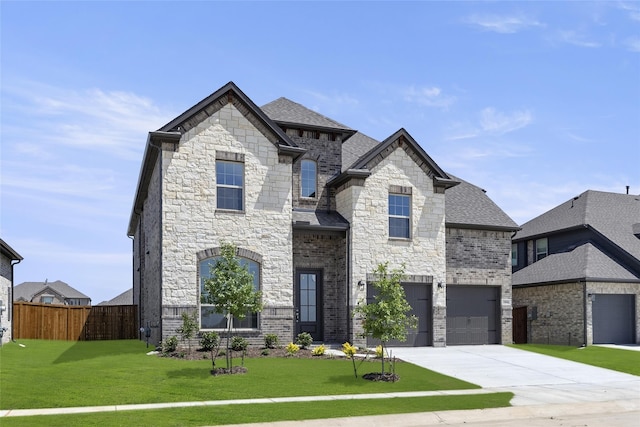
445, 175, 519, 231
512, 243, 639, 286
0, 238, 22, 261
341, 131, 381, 172
98, 288, 133, 306
14, 280, 90, 301
261, 97, 354, 131
292, 209, 349, 230
514, 190, 640, 260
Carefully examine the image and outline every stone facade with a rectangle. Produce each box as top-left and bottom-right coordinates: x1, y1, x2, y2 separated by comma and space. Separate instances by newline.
336, 146, 447, 346
129, 83, 516, 349
0, 254, 12, 344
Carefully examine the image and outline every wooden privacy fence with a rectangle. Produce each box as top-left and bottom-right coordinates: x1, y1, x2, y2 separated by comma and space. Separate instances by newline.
13, 302, 138, 341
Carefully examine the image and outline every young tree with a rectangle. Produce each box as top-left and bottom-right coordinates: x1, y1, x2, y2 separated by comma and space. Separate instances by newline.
201, 242, 263, 371
354, 262, 417, 376
176, 311, 198, 354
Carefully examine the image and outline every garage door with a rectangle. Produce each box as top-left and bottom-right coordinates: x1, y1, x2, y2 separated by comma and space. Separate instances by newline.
593, 294, 635, 344
367, 283, 432, 347
446, 286, 499, 345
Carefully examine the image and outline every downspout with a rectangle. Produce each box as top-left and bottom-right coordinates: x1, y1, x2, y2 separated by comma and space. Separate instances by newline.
10, 258, 22, 342
583, 281, 588, 347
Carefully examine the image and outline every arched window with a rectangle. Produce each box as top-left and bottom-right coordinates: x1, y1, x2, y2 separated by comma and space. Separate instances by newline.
199, 257, 260, 329
301, 160, 317, 198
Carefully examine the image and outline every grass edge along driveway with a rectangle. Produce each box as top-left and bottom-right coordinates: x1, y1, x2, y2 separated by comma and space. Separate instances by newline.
509, 344, 640, 376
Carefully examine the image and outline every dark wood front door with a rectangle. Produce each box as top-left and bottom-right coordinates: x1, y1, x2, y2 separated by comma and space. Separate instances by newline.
295, 270, 323, 341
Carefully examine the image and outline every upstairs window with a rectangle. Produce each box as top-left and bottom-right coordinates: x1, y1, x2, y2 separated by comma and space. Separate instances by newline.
512, 243, 518, 266
535, 238, 548, 261
389, 193, 411, 239
301, 160, 317, 198
216, 160, 244, 211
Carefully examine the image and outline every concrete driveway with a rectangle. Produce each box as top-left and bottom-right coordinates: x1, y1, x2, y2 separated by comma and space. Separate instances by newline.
390, 345, 640, 406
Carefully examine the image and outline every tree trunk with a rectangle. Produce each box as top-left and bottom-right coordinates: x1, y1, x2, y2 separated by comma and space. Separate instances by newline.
381, 342, 385, 375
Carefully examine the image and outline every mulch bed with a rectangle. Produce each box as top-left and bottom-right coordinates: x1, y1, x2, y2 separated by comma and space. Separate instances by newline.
161, 346, 401, 382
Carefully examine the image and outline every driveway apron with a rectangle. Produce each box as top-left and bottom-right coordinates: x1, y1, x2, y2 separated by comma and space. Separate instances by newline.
389, 345, 640, 406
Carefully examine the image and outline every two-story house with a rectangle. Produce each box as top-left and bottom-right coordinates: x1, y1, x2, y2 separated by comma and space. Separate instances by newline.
128, 81, 517, 347
512, 190, 640, 345
14, 280, 92, 306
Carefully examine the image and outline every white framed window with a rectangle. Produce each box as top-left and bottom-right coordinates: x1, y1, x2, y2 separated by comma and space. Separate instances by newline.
216, 160, 244, 211
389, 193, 411, 239
300, 159, 317, 198
199, 257, 260, 329
536, 238, 548, 261
40, 295, 54, 304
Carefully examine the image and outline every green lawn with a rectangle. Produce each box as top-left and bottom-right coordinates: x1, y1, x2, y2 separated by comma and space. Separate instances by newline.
510, 344, 640, 376
0, 339, 513, 426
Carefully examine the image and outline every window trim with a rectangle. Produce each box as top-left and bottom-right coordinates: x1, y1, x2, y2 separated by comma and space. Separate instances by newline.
215, 158, 244, 212
300, 159, 317, 199
388, 188, 412, 240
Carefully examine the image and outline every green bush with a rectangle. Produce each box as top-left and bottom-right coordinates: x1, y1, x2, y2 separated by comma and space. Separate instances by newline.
199, 331, 220, 351
264, 334, 279, 349
162, 336, 178, 354
231, 336, 249, 352
295, 332, 313, 349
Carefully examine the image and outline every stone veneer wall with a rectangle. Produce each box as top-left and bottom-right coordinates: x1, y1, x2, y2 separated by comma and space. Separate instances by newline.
158, 103, 294, 345
0, 254, 12, 344
293, 232, 348, 343
446, 227, 514, 344
336, 147, 447, 347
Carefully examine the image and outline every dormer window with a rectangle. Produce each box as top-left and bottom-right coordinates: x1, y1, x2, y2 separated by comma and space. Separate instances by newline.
301, 160, 317, 198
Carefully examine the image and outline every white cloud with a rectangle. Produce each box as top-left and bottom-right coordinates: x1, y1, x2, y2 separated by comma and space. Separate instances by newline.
618, 2, 640, 22
479, 107, 533, 135
557, 30, 602, 48
465, 13, 544, 34
403, 85, 456, 109
623, 36, 640, 52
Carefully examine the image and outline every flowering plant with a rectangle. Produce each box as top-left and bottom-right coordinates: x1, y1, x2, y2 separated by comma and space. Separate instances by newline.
286, 342, 300, 356
312, 344, 326, 356
342, 342, 357, 358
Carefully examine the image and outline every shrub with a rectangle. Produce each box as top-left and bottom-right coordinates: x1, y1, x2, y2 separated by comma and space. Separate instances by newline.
200, 331, 220, 351
295, 332, 313, 349
231, 336, 249, 352
261, 348, 270, 356
264, 334, 279, 349
162, 336, 178, 354
286, 342, 300, 356
342, 342, 357, 358
312, 344, 326, 356
375, 345, 384, 358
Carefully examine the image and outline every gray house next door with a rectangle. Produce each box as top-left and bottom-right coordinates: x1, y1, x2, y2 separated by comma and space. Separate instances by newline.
295, 270, 323, 341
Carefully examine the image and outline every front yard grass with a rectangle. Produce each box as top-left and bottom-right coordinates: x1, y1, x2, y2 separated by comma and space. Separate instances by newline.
0, 340, 513, 426
510, 344, 640, 376
2, 339, 478, 409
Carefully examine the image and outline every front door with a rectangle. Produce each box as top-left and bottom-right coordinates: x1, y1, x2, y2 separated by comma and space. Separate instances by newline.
295, 270, 323, 341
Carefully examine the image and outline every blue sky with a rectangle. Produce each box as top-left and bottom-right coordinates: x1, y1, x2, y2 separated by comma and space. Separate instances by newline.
1, 1, 639, 304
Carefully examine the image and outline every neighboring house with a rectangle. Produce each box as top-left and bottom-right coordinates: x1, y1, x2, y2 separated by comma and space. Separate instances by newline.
98, 288, 133, 306
0, 238, 23, 344
128, 81, 517, 347
14, 280, 91, 306
512, 190, 640, 345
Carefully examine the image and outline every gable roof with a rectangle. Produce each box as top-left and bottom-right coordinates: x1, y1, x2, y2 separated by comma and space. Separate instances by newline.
514, 190, 640, 261
329, 128, 458, 190
0, 238, 22, 261
14, 280, 91, 302
512, 243, 639, 286
445, 175, 519, 231
128, 82, 306, 236
341, 131, 383, 172
98, 288, 133, 306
